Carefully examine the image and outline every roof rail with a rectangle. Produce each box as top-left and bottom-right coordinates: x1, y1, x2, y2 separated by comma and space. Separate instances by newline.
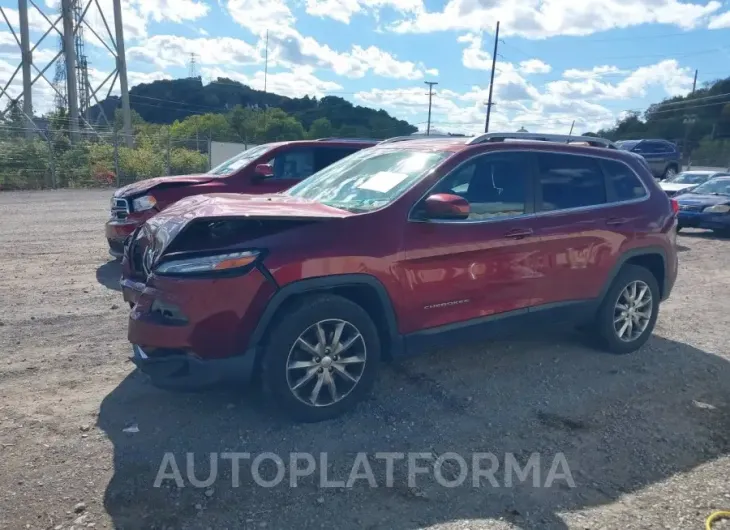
378, 134, 463, 145
465, 132, 617, 149
315, 137, 379, 143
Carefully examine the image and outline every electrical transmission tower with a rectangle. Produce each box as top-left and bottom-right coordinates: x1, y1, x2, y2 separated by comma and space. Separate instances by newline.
0, 0, 133, 144
72, 0, 90, 121
53, 33, 67, 111
189, 53, 198, 78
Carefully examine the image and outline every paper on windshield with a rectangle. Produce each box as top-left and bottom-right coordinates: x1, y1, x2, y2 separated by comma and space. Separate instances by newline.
356, 171, 409, 193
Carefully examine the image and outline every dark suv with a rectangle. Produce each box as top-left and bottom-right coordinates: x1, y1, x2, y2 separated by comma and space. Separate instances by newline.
105, 138, 376, 257
616, 139, 681, 180
121, 132, 679, 422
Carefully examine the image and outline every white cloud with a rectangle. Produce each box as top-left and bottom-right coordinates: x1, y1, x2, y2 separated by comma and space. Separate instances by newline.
129, 35, 260, 69
547, 59, 693, 100
226, 0, 295, 36
389, 0, 722, 38
458, 33, 492, 70
563, 65, 629, 79
708, 10, 730, 28
135, 0, 210, 23
225, 0, 432, 80
353, 57, 695, 136
201, 66, 343, 98
519, 59, 551, 74
261, 27, 429, 80
304, 0, 422, 24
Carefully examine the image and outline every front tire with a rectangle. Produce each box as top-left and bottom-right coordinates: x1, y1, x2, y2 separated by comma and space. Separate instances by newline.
663, 165, 678, 180
592, 264, 660, 355
262, 294, 380, 422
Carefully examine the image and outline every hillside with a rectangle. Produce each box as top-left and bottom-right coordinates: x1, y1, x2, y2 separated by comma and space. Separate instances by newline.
595, 76, 730, 147
90, 77, 417, 139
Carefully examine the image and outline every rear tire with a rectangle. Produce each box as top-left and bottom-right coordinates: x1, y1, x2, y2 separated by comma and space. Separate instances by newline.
592, 264, 660, 355
262, 294, 380, 422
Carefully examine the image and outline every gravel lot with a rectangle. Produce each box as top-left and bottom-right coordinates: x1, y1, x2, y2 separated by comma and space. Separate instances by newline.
1, 189, 729, 530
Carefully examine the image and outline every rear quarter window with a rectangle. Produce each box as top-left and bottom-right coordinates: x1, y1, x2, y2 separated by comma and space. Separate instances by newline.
601, 159, 648, 202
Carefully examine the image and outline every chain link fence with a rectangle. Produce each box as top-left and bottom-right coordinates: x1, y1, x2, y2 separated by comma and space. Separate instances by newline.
0, 126, 227, 191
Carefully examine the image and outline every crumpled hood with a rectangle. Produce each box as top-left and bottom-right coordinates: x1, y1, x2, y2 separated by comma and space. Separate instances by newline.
141, 193, 353, 260
114, 174, 216, 198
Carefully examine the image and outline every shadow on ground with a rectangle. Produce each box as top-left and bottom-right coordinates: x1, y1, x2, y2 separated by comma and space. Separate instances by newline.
680, 229, 730, 240
96, 260, 122, 292
97, 333, 730, 529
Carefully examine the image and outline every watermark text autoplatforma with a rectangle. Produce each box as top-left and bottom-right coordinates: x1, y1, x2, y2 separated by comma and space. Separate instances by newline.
154, 451, 575, 489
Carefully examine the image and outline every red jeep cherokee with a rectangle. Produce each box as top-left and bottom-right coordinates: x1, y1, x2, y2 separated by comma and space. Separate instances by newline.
106, 138, 376, 257
122, 132, 679, 422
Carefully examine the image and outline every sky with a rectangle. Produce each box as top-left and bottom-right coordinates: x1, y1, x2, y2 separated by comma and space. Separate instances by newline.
1, 0, 730, 136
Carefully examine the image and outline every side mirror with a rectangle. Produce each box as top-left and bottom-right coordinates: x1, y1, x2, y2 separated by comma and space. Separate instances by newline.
253, 163, 273, 179
422, 193, 470, 220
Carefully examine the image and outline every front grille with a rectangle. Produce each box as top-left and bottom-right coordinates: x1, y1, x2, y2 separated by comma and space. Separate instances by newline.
111, 197, 130, 220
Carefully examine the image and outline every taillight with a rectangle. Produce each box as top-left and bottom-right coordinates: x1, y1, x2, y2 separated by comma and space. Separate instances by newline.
670, 198, 679, 214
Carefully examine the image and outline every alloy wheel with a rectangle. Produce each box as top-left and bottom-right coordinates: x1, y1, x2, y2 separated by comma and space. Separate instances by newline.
613, 280, 653, 342
285, 319, 367, 407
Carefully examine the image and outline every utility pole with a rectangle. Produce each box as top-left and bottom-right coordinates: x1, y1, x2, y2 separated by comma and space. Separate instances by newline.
424, 81, 437, 135
113, 0, 133, 147
264, 30, 269, 93
18, 0, 33, 138
484, 21, 500, 133
692, 69, 698, 94
61, 0, 79, 141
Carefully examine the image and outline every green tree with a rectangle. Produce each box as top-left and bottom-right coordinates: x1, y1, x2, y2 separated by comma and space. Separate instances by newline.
307, 117, 334, 139
256, 108, 305, 142
170, 113, 236, 142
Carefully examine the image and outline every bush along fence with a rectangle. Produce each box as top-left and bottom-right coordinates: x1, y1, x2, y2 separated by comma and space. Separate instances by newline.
0, 127, 211, 191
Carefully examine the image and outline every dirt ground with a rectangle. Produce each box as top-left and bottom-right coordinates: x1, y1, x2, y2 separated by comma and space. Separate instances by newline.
1, 189, 729, 530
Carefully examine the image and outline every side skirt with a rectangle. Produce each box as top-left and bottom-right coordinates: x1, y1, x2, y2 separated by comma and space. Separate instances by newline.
400, 300, 599, 357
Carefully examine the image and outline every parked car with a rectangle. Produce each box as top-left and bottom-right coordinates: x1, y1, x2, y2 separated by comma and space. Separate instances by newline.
121, 132, 679, 422
660, 170, 730, 197
616, 139, 681, 180
674, 176, 730, 235
105, 138, 377, 257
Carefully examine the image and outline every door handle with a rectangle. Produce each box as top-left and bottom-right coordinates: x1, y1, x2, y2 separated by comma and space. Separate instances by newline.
504, 228, 533, 239
606, 217, 628, 226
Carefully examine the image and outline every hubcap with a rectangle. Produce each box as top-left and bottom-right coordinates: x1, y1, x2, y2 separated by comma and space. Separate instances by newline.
613, 280, 653, 342
666, 168, 676, 179
285, 319, 366, 407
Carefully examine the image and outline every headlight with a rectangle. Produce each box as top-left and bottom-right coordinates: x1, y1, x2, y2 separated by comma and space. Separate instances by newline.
132, 195, 157, 211
155, 250, 260, 275
703, 204, 730, 213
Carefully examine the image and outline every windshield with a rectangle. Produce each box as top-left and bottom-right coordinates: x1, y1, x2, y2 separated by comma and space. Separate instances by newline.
207, 144, 274, 176
690, 179, 730, 196
616, 140, 640, 151
666, 172, 712, 185
285, 148, 451, 212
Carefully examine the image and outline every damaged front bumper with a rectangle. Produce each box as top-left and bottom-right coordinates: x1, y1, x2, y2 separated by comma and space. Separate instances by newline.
130, 344, 257, 391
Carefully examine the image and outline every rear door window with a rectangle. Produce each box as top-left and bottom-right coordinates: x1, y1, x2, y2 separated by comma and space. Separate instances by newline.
536, 153, 607, 211
601, 159, 648, 202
